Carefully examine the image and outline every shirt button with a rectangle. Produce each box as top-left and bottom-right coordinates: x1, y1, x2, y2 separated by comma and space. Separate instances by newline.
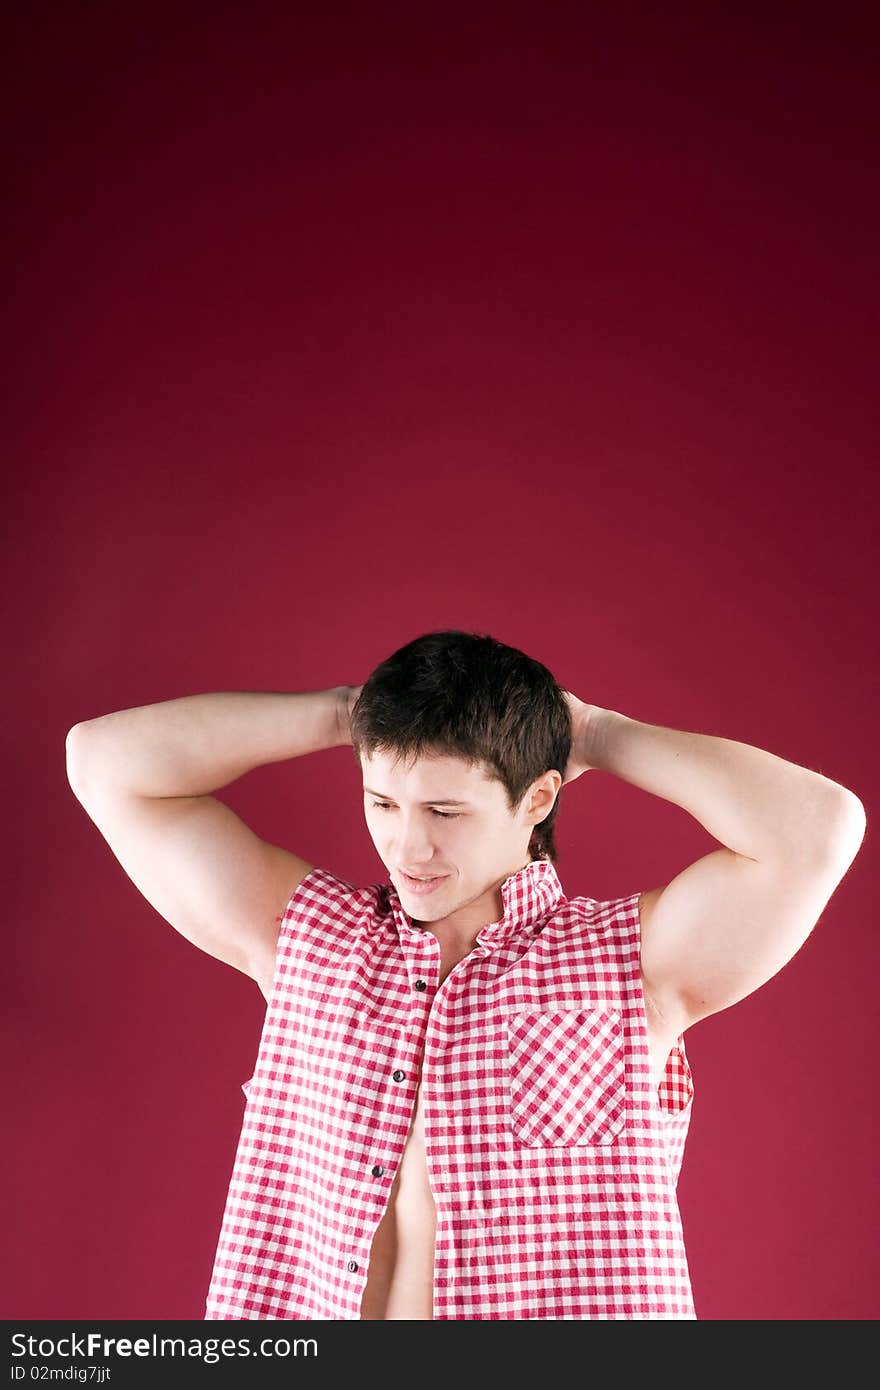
414, 979, 427, 991
347, 1260, 359, 1273
392, 1069, 406, 1082
371, 1164, 385, 1177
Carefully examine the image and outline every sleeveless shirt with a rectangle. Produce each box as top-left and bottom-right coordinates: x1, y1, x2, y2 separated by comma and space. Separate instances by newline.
204, 857, 696, 1319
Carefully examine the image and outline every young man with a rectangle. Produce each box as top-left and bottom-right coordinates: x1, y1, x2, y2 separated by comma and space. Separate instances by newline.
66, 630, 865, 1320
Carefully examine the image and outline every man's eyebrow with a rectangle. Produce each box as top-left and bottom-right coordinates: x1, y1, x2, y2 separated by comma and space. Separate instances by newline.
362, 786, 472, 806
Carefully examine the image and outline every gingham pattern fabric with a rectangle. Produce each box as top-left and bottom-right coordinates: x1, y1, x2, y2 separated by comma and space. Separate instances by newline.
204, 858, 696, 1320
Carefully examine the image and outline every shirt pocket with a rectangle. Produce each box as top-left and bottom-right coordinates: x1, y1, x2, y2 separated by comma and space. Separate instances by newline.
505, 1007, 626, 1147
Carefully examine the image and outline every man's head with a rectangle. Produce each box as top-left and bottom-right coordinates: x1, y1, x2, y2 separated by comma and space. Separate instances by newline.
349, 629, 571, 926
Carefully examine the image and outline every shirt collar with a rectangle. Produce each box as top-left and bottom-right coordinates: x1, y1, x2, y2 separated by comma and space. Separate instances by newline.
380, 856, 566, 946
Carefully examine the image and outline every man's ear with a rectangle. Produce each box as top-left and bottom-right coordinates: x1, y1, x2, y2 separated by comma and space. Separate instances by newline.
530, 771, 561, 818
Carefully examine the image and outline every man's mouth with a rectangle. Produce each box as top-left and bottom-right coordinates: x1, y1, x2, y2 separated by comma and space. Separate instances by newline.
399, 871, 449, 893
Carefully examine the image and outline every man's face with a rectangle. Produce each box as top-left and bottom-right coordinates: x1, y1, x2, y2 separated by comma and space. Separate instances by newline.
360, 747, 557, 932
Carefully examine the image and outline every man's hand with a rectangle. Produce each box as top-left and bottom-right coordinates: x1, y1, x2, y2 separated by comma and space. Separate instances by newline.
561, 690, 607, 783
336, 684, 364, 746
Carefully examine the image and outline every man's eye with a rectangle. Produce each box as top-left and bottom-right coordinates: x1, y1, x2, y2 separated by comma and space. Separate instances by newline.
369, 800, 460, 819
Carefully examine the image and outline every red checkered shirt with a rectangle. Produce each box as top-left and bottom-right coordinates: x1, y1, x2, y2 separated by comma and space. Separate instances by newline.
204, 857, 696, 1319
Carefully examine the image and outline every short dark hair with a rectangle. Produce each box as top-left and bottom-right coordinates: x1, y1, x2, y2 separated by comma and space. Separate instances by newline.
349, 629, 571, 864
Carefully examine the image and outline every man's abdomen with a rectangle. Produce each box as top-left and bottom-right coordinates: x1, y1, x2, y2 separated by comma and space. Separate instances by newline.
359, 1081, 437, 1319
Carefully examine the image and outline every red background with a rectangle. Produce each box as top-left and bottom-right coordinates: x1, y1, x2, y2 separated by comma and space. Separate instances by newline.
4, 4, 877, 1320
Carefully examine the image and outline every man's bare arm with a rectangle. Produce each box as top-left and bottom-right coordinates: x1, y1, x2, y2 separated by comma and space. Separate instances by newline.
66, 687, 354, 798
565, 697, 865, 1031
66, 687, 357, 998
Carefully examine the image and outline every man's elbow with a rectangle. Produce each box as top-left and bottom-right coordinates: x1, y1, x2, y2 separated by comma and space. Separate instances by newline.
819, 792, 866, 869
66, 722, 95, 795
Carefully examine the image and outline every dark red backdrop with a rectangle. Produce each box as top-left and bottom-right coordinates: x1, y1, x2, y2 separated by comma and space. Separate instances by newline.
5, 4, 877, 1320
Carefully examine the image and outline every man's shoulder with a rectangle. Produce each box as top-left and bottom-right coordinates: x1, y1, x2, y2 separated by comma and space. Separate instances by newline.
556, 887, 642, 917
539, 888, 642, 948
278, 865, 386, 924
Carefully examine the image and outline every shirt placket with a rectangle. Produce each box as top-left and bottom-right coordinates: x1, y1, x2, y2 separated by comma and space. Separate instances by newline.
341, 926, 442, 1307
424, 939, 495, 1318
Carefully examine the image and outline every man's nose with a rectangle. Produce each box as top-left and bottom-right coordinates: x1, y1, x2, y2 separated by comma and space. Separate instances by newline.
394, 817, 436, 865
